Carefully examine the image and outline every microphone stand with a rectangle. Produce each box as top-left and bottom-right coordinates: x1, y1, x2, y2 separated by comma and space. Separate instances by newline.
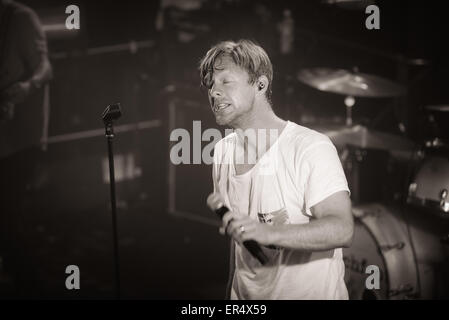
102, 103, 122, 299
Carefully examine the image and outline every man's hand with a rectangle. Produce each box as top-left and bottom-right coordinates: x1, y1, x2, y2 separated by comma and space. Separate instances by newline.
4, 81, 32, 105
221, 211, 273, 246
206, 192, 224, 212
207, 192, 274, 246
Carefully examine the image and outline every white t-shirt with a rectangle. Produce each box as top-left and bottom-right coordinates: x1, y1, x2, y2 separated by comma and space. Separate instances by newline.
212, 121, 350, 300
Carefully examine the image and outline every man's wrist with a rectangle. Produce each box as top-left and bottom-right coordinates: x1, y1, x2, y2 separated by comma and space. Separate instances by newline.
267, 225, 281, 246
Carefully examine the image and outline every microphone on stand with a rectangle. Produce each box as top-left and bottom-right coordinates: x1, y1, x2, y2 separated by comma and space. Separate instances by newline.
102, 103, 122, 299
214, 205, 269, 265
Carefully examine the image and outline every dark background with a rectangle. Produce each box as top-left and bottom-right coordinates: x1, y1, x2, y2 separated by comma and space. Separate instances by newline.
1, 0, 448, 299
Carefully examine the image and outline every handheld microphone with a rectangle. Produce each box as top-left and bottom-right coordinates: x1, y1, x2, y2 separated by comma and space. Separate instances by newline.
214, 205, 269, 265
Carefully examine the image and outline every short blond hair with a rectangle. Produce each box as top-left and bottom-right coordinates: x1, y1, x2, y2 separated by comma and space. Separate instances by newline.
199, 39, 273, 102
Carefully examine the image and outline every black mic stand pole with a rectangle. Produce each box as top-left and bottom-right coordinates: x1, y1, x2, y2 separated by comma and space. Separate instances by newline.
102, 103, 122, 299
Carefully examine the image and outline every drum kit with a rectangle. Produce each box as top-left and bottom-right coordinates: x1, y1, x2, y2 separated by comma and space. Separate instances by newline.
298, 68, 449, 299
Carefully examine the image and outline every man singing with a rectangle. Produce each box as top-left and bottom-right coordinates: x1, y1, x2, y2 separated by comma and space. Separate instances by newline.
202, 40, 353, 299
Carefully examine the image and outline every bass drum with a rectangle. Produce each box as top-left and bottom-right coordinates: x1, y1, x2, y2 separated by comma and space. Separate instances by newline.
344, 203, 449, 299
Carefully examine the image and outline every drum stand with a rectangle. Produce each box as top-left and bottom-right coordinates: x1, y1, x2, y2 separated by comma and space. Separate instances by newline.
344, 95, 355, 127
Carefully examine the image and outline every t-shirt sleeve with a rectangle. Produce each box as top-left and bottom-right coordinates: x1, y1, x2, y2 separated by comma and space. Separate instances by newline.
302, 141, 350, 217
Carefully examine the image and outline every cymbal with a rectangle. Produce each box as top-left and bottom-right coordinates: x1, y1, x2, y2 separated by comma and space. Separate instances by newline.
425, 105, 449, 112
298, 68, 406, 98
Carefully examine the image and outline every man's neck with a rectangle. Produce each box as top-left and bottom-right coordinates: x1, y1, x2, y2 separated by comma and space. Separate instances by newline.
232, 101, 287, 160
233, 101, 285, 133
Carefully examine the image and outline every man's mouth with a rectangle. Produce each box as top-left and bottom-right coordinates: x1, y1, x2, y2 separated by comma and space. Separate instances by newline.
213, 103, 231, 113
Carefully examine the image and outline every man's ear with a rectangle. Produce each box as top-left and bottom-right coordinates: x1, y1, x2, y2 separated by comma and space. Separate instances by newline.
256, 76, 269, 96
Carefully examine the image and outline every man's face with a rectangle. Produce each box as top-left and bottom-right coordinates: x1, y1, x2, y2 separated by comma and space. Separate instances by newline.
208, 55, 257, 127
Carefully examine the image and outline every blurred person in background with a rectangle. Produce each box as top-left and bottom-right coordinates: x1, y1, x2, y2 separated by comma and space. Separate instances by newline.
0, 0, 52, 296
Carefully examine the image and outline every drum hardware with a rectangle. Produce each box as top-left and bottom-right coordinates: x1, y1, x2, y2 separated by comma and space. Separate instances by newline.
341, 144, 390, 203
314, 123, 415, 204
380, 242, 405, 252
298, 67, 407, 127
425, 137, 445, 148
406, 150, 449, 216
408, 191, 449, 214
440, 189, 449, 213
298, 66, 449, 298
352, 148, 366, 162
424, 105, 449, 142
388, 284, 415, 298
346, 203, 449, 299
297, 67, 407, 98
344, 95, 355, 126
323, 124, 415, 153
352, 207, 380, 219
343, 255, 370, 274
408, 182, 417, 192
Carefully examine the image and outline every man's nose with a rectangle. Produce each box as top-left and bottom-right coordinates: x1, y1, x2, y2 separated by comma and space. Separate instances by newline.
210, 84, 223, 99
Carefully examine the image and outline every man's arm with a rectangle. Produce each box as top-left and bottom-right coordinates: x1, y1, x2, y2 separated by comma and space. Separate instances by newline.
5, 56, 52, 104
21, 6, 53, 86
28, 54, 52, 90
222, 190, 353, 251
268, 191, 353, 250
4, 6, 52, 104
